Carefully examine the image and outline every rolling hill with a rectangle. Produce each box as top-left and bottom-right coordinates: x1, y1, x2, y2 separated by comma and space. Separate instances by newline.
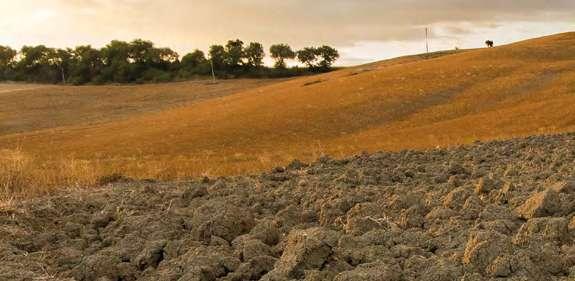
1, 32, 574, 197
0, 79, 281, 135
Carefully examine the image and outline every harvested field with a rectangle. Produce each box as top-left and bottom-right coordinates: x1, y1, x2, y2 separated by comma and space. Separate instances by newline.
1, 33, 575, 200
0, 79, 281, 135
1, 133, 574, 280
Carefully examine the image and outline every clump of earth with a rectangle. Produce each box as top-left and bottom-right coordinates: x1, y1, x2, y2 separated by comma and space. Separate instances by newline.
1, 133, 574, 280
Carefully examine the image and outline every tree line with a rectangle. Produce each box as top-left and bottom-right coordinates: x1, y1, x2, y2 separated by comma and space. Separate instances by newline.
0, 39, 339, 84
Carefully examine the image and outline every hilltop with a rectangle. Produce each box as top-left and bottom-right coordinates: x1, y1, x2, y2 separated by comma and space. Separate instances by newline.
1, 32, 575, 197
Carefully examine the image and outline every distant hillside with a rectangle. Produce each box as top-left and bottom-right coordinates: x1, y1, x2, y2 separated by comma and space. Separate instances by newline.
0, 79, 280, 135
1, 32, 574, 183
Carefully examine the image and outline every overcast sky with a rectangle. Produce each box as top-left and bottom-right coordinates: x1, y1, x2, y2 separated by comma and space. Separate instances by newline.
1, 0, 574, 65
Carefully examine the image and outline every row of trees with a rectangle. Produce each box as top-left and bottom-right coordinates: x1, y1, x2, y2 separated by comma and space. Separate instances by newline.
0, 39, 339, 84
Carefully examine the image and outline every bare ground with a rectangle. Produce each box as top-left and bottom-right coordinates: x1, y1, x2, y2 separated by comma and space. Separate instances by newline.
1, 133, 574, 280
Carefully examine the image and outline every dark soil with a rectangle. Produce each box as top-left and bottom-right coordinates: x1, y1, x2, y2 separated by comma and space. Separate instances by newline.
1, 133, 574, 280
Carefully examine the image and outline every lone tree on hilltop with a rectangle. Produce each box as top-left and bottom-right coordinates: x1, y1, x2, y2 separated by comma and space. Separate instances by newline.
485, 40, 494, 48
270, 44, 296, 69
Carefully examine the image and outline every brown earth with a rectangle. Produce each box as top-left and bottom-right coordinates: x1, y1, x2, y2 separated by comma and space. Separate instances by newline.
1, 133, 574, 280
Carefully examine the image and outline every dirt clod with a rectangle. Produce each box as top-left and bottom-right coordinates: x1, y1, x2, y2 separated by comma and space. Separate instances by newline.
515, 189, 561, 219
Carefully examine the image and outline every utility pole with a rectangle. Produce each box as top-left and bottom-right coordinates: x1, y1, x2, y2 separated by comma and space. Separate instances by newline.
210, 58, 216, 83
61, 67, 66, 84
59, 62, 66, 84
425, 27, 430, 54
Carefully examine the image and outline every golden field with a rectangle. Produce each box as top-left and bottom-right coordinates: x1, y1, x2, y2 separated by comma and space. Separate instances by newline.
1, 32, 575, 200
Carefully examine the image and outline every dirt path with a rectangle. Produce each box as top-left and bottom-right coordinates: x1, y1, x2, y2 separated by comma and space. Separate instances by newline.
1, 133, 574, 280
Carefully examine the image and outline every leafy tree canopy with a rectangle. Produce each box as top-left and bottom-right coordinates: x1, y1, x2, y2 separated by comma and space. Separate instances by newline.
270, 44, 296, 69
0, 39, 339, 84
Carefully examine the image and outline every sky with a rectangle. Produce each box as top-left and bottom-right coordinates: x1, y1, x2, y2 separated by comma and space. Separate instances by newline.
1, 0, 574, 66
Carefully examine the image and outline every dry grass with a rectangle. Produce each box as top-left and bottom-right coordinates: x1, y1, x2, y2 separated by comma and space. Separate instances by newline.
0, 144, 340, 201
0, 148, 103, 200
1, 32, 575, 200
0, 79, 282, 135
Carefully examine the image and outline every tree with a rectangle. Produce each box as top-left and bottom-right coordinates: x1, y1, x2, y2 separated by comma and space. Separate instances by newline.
180, 50, 209, 76
16, 45, 60, 82
181, 50, 206, 69
316, 46, 339, 70
125, 41, 179, 82
129, 39, 155, 65
224, 39, 244, 69
0, 38, 338, 84
70, 45, 102, 84
270, 44, 295, 69
244, 42, 265, 68
297, 47, 318, 69
54, 48, 74, 83
208, 45, 226, 70
101, 40, 132, 82
0, 46, 17, 80
152, 47, 179, 71
102, 40, 131, 65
